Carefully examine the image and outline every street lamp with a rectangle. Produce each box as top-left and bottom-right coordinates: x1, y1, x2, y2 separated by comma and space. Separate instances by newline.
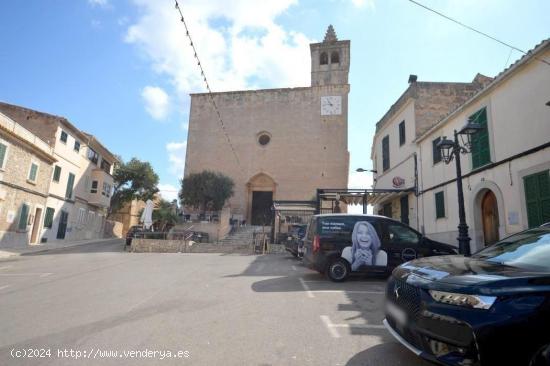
437, 121, 483, 256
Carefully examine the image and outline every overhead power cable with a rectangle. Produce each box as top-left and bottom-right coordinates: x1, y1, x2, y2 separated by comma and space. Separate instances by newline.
173, 0, 244, 172
408, 0, 550, 67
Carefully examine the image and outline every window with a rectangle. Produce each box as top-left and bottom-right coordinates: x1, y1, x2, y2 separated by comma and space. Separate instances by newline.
330, 51, 339, 64
66, 172, 75, 199
0, 142, 7, 169
524, 170, 550, 228
44, 207, 55, 229
74, 140, 80, 152
399, 121, 406, 146
435, 191, 445, 219
28, 162, 38, 183
91, 180, 98, 194
382, 135, 390, 172
52, 166, 61, 182
60, 131, 68, 143
385, 222, 420, 245
320, 52, 328, 65
87, 148, 99, 164
100, 159, 111, 174
432, 137, 442, 165
18, 203, 29, 231
470, 108, 491, 169
102, 182, 111, 197
383, 203, 392, 218
258, 134, 270, 146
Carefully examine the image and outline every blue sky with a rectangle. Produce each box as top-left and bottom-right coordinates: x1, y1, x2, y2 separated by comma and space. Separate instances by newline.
0, 0, 548, 201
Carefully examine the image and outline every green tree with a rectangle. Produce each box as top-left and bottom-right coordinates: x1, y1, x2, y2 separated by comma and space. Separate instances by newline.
109, 158, 159, 215
179, 170, 234, 213
152, 199, 178, 231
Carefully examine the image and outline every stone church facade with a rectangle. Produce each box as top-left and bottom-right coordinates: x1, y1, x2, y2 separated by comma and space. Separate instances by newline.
184, 26, 350, 225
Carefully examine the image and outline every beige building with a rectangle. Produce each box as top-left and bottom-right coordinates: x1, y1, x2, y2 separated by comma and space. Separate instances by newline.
184, 26, 350, 225
109, 199, 147, 237
0, 102, 118, 244
0, 112, 56, 248
371, 39, 550, 252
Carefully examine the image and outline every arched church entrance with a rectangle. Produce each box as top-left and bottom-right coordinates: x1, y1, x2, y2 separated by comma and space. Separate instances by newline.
247, 173, 276, 226
481, 190, 500, 246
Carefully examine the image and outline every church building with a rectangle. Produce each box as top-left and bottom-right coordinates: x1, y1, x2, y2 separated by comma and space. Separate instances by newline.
184, 26, 350, 225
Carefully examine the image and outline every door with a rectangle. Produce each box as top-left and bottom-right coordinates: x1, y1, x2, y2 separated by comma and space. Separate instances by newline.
56, 210, 68, 239
251, 191, 273, 226
380, 220, 423, 268
482, 190, 499, 246
30, 207, 42, 244
400, 195, 409, 225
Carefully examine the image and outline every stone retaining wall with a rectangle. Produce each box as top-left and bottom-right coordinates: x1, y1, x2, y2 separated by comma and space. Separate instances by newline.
131, 238, 252, 254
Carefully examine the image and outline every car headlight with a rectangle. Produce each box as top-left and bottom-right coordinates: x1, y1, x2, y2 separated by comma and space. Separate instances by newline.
429, 290, 496, 309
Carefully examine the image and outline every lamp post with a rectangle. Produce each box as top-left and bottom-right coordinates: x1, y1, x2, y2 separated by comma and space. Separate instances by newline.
436, 121, 483, 256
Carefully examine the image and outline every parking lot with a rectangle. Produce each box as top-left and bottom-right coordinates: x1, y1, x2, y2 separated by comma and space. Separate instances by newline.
0, 241, 429, 365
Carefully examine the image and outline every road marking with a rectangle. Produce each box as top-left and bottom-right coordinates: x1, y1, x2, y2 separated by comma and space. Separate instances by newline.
299, 278, 315, 298
330, 323, 386, 329
0, 285, 11, 291
320, 315, 341, 338
309, 290, 384, 294
291, 265, 297, 271
0, 266, 12, 270
0, 273, 53, 277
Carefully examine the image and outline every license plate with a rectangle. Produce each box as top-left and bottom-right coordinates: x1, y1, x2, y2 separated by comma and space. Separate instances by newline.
386, 301, 407, 325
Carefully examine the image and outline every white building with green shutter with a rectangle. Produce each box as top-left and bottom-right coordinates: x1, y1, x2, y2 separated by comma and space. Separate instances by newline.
0, 102, 118, 244
0, 112, 56, 248
372, 39, 550, 252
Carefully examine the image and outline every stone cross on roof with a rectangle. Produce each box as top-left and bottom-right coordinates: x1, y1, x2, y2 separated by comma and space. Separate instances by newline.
323, 25, 338, 43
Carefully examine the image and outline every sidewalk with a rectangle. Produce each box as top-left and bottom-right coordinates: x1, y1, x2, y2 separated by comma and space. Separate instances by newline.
0, 237, 121, 259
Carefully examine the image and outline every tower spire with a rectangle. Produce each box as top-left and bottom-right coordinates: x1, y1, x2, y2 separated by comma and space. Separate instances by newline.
323, 25, 338, 43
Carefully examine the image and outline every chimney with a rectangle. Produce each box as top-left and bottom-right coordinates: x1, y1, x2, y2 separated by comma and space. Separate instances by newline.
408, 74, 418, 84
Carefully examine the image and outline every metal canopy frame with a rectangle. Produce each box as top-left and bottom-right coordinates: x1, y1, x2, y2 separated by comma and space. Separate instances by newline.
315, 188, 416, 214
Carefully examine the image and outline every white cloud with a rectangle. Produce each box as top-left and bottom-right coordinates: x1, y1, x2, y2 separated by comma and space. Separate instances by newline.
125, 0, 312, 100
88, 0, 109, 7
350, 0, 375, 9
166, 141, 187, 178
157, 183, 179, 202
141, 86, 170, 120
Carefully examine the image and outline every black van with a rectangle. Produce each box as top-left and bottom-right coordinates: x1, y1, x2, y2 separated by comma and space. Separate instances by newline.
302, 214, 456, 281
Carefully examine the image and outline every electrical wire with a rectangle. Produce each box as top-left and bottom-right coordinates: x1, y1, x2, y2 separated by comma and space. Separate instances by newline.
173, 0, 244, 173
408, 0, 550, 67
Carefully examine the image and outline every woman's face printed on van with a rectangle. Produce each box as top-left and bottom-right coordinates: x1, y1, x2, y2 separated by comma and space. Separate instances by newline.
356, 224, 372, 249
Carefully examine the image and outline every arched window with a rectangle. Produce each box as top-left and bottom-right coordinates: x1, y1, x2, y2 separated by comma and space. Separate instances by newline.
331, 51, 340, 64
320, 52, 328, 65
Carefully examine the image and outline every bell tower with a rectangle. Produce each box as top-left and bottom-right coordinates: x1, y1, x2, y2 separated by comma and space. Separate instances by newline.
310, 25, 350, 86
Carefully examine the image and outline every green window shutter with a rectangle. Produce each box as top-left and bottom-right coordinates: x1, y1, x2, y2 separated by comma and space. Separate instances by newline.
66, 173, 75, 199
0, 143, 7, 168
44, 207, 55, 229
29, 163, 38, 181
382, 135, 390, 171
18, 204, 29, 230
470, 108, 490, 169
523, 171, 550, 228
538, 172, 550, 224
435, 191, 445, 219
53, 166, 61, 182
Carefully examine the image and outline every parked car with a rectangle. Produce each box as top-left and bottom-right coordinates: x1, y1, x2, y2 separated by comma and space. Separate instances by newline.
384, 226, 550, 366
302, 214, 456, 281
284, 224, 307, 257
125, 225, 143, 247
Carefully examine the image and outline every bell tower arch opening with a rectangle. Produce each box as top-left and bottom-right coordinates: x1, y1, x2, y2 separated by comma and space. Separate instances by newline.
310, 24, 350, 86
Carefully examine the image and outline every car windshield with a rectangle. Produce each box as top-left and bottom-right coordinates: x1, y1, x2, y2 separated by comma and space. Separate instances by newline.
472, 229, 550, 271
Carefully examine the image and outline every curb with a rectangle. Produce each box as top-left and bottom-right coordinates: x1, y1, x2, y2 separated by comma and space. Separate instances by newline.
0, 238, 122, 258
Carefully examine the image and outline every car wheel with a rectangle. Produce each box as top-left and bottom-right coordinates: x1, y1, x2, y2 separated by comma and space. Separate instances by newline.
327, 258, 350, 282
529, 344, 550, 366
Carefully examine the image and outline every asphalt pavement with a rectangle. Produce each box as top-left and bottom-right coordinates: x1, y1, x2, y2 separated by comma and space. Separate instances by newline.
0, 239, 430, 366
